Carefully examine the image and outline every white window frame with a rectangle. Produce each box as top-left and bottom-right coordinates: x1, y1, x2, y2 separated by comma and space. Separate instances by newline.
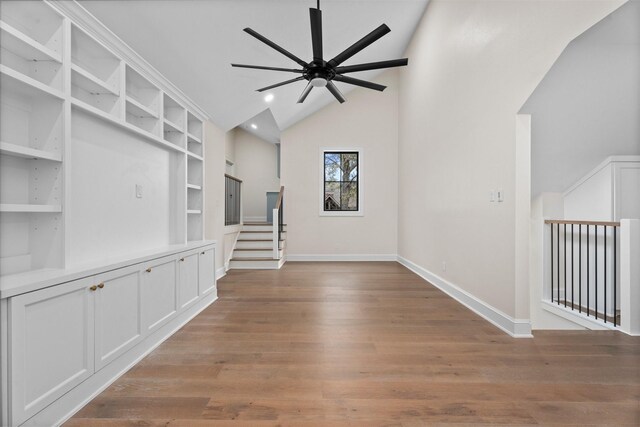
319, 147, 364, 217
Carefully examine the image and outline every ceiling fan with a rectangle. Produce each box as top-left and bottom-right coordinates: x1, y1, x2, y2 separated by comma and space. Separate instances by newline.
231, 0, 408, 104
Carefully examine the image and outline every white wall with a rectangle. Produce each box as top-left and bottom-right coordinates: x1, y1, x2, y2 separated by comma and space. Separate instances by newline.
67, 112, 175, 266
280, 71, 399, 258
522, 0, 640, 196
233, 129, 280, 221
203, 120, 226, 276
397, 0, 624, 321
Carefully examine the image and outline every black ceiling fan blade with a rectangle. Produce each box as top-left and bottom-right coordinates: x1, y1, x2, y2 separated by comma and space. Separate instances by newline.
297, 82, 314, 103
256, 76, 305, 92
335, 58, 408, 74
326, 81, 346, 103
231, 64, 304, 73
327, 24, 391, 67
310, 8, 323, 62
244, 28, 308, 68
333, 75, 386, 91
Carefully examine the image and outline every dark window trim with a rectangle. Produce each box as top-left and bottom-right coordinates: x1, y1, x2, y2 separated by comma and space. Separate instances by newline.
323, 151, 359, 212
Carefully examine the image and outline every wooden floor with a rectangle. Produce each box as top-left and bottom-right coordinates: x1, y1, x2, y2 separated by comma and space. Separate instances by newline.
68, 262, 640, 426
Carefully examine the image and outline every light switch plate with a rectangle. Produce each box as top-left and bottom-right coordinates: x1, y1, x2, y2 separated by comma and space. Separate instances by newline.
136, 184, 143, 198
497, 189, 504, 202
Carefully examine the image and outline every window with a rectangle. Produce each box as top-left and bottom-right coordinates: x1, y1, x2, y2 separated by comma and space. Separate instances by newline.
320, 149, 362, 216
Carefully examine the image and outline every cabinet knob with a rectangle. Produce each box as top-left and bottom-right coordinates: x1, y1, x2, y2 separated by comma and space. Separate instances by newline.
89, 285, 97, 291
146, 267, 152, 273
201, 251, 205, 255
98, 283, 104, 289
180, 257, 185, 262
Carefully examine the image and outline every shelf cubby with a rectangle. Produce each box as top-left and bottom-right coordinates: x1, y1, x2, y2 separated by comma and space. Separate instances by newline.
0, 211, 63, 275
163, 94, 185, 130
71, 25, 121, 117
187, 187, 202, 211
187, 212, 203, 242
0, 154, 62, 207
0, 21, 63, 91
0, 70, 63, 156
126, 66, 160, 114
163, 120, 185, 148
187, 157, 203, 187
0, 1, 63, 59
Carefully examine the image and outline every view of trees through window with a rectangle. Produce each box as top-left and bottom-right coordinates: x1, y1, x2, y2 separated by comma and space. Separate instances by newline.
324, 151, 358, 211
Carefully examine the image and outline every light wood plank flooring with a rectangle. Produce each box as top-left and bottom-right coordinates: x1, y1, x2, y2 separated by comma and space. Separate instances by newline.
68, 262, 640, 426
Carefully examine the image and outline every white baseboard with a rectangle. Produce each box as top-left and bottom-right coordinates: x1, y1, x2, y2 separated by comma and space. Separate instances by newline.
397, 256, 532, 338
216, 266, 226, 280
287, 254, 398, 262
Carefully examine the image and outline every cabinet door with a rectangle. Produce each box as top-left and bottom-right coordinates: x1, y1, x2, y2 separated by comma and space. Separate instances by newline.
94, 264, 143, 370
142, 257, 177, 333
178, 251, 199, 310
198, 246, 216, 296
9, 277, 95, 426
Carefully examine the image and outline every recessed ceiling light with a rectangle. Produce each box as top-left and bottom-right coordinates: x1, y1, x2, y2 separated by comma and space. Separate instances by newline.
264, 93, 274, 103
250, 123, 258, 129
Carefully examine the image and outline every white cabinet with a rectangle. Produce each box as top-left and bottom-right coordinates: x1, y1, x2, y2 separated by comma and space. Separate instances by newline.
142, 256, 177, 333
178, 251, 199, 310
199, 247, 216, 296
94, 264, 142, 370
9, 277, 95, 424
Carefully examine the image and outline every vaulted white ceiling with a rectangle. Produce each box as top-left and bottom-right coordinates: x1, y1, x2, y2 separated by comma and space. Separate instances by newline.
78, 0, 429, 140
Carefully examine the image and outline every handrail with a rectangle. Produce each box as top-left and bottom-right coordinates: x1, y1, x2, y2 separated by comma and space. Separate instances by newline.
275, 185, 284, 210
545, 219, 620, 227
273, 186, 285, 260
224, 173, 242, 183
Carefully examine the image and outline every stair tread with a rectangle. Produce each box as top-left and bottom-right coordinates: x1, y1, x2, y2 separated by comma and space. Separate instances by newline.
243, 223, 287, 226
231, 257, 280, 261
241, 230, 286, 233
238, 239, 285, 242
235, 248, 282, 251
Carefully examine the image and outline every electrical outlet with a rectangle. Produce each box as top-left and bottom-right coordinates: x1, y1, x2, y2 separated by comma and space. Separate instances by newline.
489, 190, 495, 202
136, 184, 143, 198
497, 189, 504, 202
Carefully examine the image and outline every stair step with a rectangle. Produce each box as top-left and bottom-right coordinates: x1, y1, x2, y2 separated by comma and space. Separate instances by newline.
229, 257, 285, 270
233, 249, 283, 258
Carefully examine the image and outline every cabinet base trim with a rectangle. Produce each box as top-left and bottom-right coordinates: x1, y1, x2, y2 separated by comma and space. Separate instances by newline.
22, 291, 218, 427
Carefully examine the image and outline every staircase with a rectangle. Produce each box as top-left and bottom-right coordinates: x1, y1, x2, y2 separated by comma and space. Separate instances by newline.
229, 222, 286, 269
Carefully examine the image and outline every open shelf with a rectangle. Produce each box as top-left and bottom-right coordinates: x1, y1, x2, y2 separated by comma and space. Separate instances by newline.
187, 133, 201, 144
187, 212, 203, 242
0, 64, 64, 100
71, 64, 119, 96
0, 1, 63, 58
187, 151, 203, 161
0, 142, 62, 162
187, 111, 202, 139
0, 21, 63, 91
187, 157, 203, 187
163, 94, 185, 128
0, 68, 63, 155
164, 118, 184, 133
126, 65, 159, 115
126, 97, 158, 119
71, 25, 119, 86
0, 204, 61, 213
71, 99, 185, 154
186, 183, 202, 190
186, 210, 201, 215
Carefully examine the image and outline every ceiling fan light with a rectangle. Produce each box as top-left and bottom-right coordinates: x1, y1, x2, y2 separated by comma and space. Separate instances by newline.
310, 77, 327, 87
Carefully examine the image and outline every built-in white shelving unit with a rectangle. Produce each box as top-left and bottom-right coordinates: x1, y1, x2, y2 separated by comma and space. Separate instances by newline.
0, 3, 213, 426
0, 0, 207, 278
